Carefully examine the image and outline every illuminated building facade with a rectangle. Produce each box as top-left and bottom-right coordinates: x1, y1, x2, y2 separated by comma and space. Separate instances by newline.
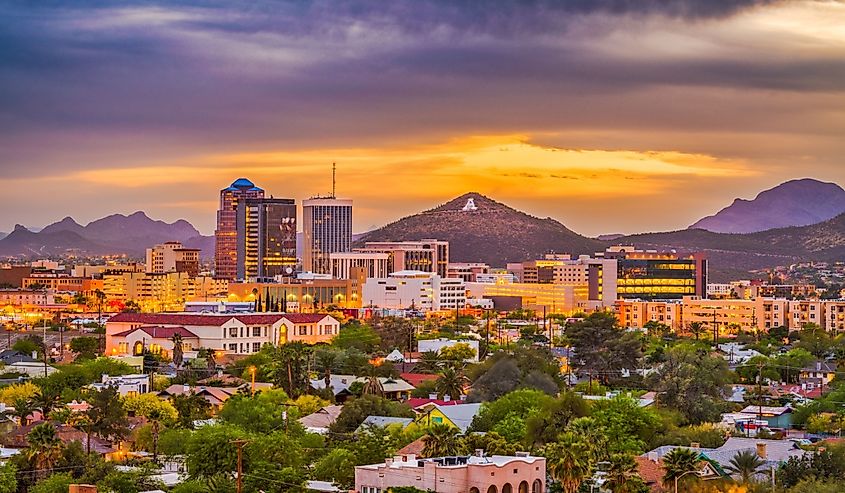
103, 272, 228, 312
602, 246, 707, 300
228, 276, 363, 310
466, 279, 589, 313
145, 241, 200, 276
302, 197, 353, 274
215, 178, 264, 280
236, 198, 297, 280
446, 263, 490, 283
362, 271, 466, 312
330, 252, 390, 279
355, 240, 449, 277
505, 255, 617, 308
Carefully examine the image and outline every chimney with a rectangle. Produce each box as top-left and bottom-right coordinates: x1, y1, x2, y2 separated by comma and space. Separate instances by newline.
69, 485, 98, 493
515, 451, 530, 458
182, 384, 190, 393
690, 442, 700, 449
647, 452, 659, 463
444, 394, 451, 402
385, 458, 394, 466
816, 361, 821, 371
474, 449, 485, 457
756, 443, 767, 459
429, 393, 438, 400
459, 394, 467, 401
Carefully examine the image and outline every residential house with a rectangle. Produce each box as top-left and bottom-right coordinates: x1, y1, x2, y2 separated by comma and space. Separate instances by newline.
355, 453, 546, 493
4, 421, 115, 457
413, 403, 482, 433
738, 405, 793, 429
799, 361, 837, 387
357, 416, 414, 432
90, 374, 151, 397
299, 405, 343, 434
310, 375, 415, 402
158, 385, 241, 410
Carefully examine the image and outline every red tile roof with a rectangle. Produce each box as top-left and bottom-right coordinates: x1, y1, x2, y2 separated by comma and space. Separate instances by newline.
112, 325, 200, 339
396, 436, 426, 456
108, 312, 318, 326
635, 456, 667, 492
400, 373, 439, 387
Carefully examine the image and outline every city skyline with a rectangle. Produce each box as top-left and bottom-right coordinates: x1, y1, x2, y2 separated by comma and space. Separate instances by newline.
2, 1, 844, 236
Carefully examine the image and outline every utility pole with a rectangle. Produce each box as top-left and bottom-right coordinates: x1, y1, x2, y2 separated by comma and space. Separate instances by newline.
230, 439, 248, 493
758, 359, 765, 424
43, 317, 48, 377
712, 309, 718, 346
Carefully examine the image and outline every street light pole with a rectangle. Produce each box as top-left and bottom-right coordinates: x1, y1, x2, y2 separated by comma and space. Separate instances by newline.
674, 469, 698, 493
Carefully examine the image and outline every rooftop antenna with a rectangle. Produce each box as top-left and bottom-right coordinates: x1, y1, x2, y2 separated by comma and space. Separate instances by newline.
332, 162, 336, 199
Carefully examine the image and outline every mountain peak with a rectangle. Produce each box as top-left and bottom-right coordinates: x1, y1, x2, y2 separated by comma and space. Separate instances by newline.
690, 178, 845, 233
357, 192, 603, 266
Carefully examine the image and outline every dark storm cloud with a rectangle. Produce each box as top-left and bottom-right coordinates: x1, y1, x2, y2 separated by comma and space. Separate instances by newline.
0, 0, 840, 181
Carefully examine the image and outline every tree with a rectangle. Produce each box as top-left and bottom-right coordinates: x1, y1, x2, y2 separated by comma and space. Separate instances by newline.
647, 344, 730, 424
314, 347, 341, 390
566, 312, 642, 385
605, 454, 649, 493
726, 450, 765, 483
590, 396, 661, 455
421, 424, 465, 458
330, 395, 414, 433
29, 473, 73, 493
86, 385, 129, 443
687, 322, 705, 341
525, 392, 590, 447
439, 343, 476, 362
69, 337, 99, 361
313, 448, 357, 489
416, 351, 442, 374
471, 389, 554, 437
6, 396, 36, 426
26, 424, 64, 480
123, 393, 178, 425
333, 322, 381, 353
0, 382, 39, 405
218, 389, 299, 434
267, 342, 311, 398
661, 448, 701, 490
13, 334, 45, 358
171, 391, 212, 428
545, 431, 595, 493
361, 369, 385, 397
185, 424, 246, 479
171, 334, 184, 368
0, 463, 16, 493
434, 366, 468, 399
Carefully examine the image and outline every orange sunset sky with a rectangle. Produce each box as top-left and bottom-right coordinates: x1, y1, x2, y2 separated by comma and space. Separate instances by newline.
1, 0, 844, 236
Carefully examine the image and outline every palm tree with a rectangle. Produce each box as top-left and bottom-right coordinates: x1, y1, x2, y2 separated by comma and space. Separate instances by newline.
8, 397, 37, 426
545, 431, 594, 493
171, 333, 184, 368
148, 408, 162, 463
361, 371, 385, 397
662, 448, 701, 489
726, 450, 765, 483
26, 423, 64, 480
434, 366, 468, 400
69, 412, 94, 454
687, 322, 705, 341
421, 423, 464, 458
315, 348, 339, 391
604, 453, 644, 493
416, 351, 442, 374
31, 389, 58, 416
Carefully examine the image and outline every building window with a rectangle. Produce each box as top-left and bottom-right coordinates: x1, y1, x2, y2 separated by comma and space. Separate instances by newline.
228, 343, 237, 351
252, 327, 261, 337
229, 327, 238, 337
252, 342, 261, 352
300, 326, 307, 336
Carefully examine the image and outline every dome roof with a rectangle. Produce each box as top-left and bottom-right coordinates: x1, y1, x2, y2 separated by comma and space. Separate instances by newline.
231, 178, 255, 189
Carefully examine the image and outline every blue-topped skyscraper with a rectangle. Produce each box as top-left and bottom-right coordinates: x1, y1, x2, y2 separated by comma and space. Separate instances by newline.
215, 178, 264, 280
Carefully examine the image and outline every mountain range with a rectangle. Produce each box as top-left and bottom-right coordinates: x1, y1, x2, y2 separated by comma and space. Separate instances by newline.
689, 178, 845, 233
2, 178, 843, 281
0, 212, 213, 259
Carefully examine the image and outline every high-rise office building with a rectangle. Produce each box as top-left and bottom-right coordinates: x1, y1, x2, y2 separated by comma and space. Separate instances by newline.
601, 246, 707, 300
302, 197, 353, 274
236, 198, 297, 280
215, 178, 265, 280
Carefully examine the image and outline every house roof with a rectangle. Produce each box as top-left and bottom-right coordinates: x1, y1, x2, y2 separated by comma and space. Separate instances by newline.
112, 326, 200, 339
802, 361, 837, 372
396, 436, 426, 456
739, 405, 792, 416
159, 385, 240, 405
109, 312, 287, 327
634, 456, 667, 492
0, 349, 38, 364
358, 416, 413, 430
408, 398, 463, 408
4, 421, 115, 455
299, 405, 343, 430
401, 373, 439, 387
310, 375, 415, 395
424, 403, 481, 433
643, 438, 806, 473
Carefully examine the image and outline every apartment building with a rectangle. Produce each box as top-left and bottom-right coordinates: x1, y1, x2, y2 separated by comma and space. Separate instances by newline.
102, 272, 228, 311
146, 241, 200, 276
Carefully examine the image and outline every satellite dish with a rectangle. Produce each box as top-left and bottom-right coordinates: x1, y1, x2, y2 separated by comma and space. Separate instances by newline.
285, 267, 293, 275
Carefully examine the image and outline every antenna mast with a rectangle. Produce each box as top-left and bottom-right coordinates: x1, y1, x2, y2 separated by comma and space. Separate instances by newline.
332, 162, 336, 198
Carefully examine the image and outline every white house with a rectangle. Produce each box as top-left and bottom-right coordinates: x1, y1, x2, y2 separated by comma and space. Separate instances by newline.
90, 374, 151, 396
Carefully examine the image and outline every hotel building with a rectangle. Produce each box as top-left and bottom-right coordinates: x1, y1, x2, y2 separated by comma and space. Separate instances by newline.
236, 198, 297, 280
215, 178, 264, 280
302, 197, 353, 275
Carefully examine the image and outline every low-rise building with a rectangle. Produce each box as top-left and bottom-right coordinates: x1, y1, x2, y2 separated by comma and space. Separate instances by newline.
105, 312, 340, 356
363, 271, 466, 312
90, 374, 151, 396
355, 453, 545, 493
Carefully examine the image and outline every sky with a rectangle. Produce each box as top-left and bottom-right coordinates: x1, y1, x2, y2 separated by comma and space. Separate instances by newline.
1, 0, 844, 236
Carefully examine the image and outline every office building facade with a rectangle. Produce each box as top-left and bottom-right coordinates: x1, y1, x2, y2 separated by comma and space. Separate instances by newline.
146, 241, 200, 276
215, 178, 264, 280
602, 246, 707, 300
330, 252, 390, 280
302, 198, 353, 274
356, 240, 449, 277
236, 198, 297, 280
